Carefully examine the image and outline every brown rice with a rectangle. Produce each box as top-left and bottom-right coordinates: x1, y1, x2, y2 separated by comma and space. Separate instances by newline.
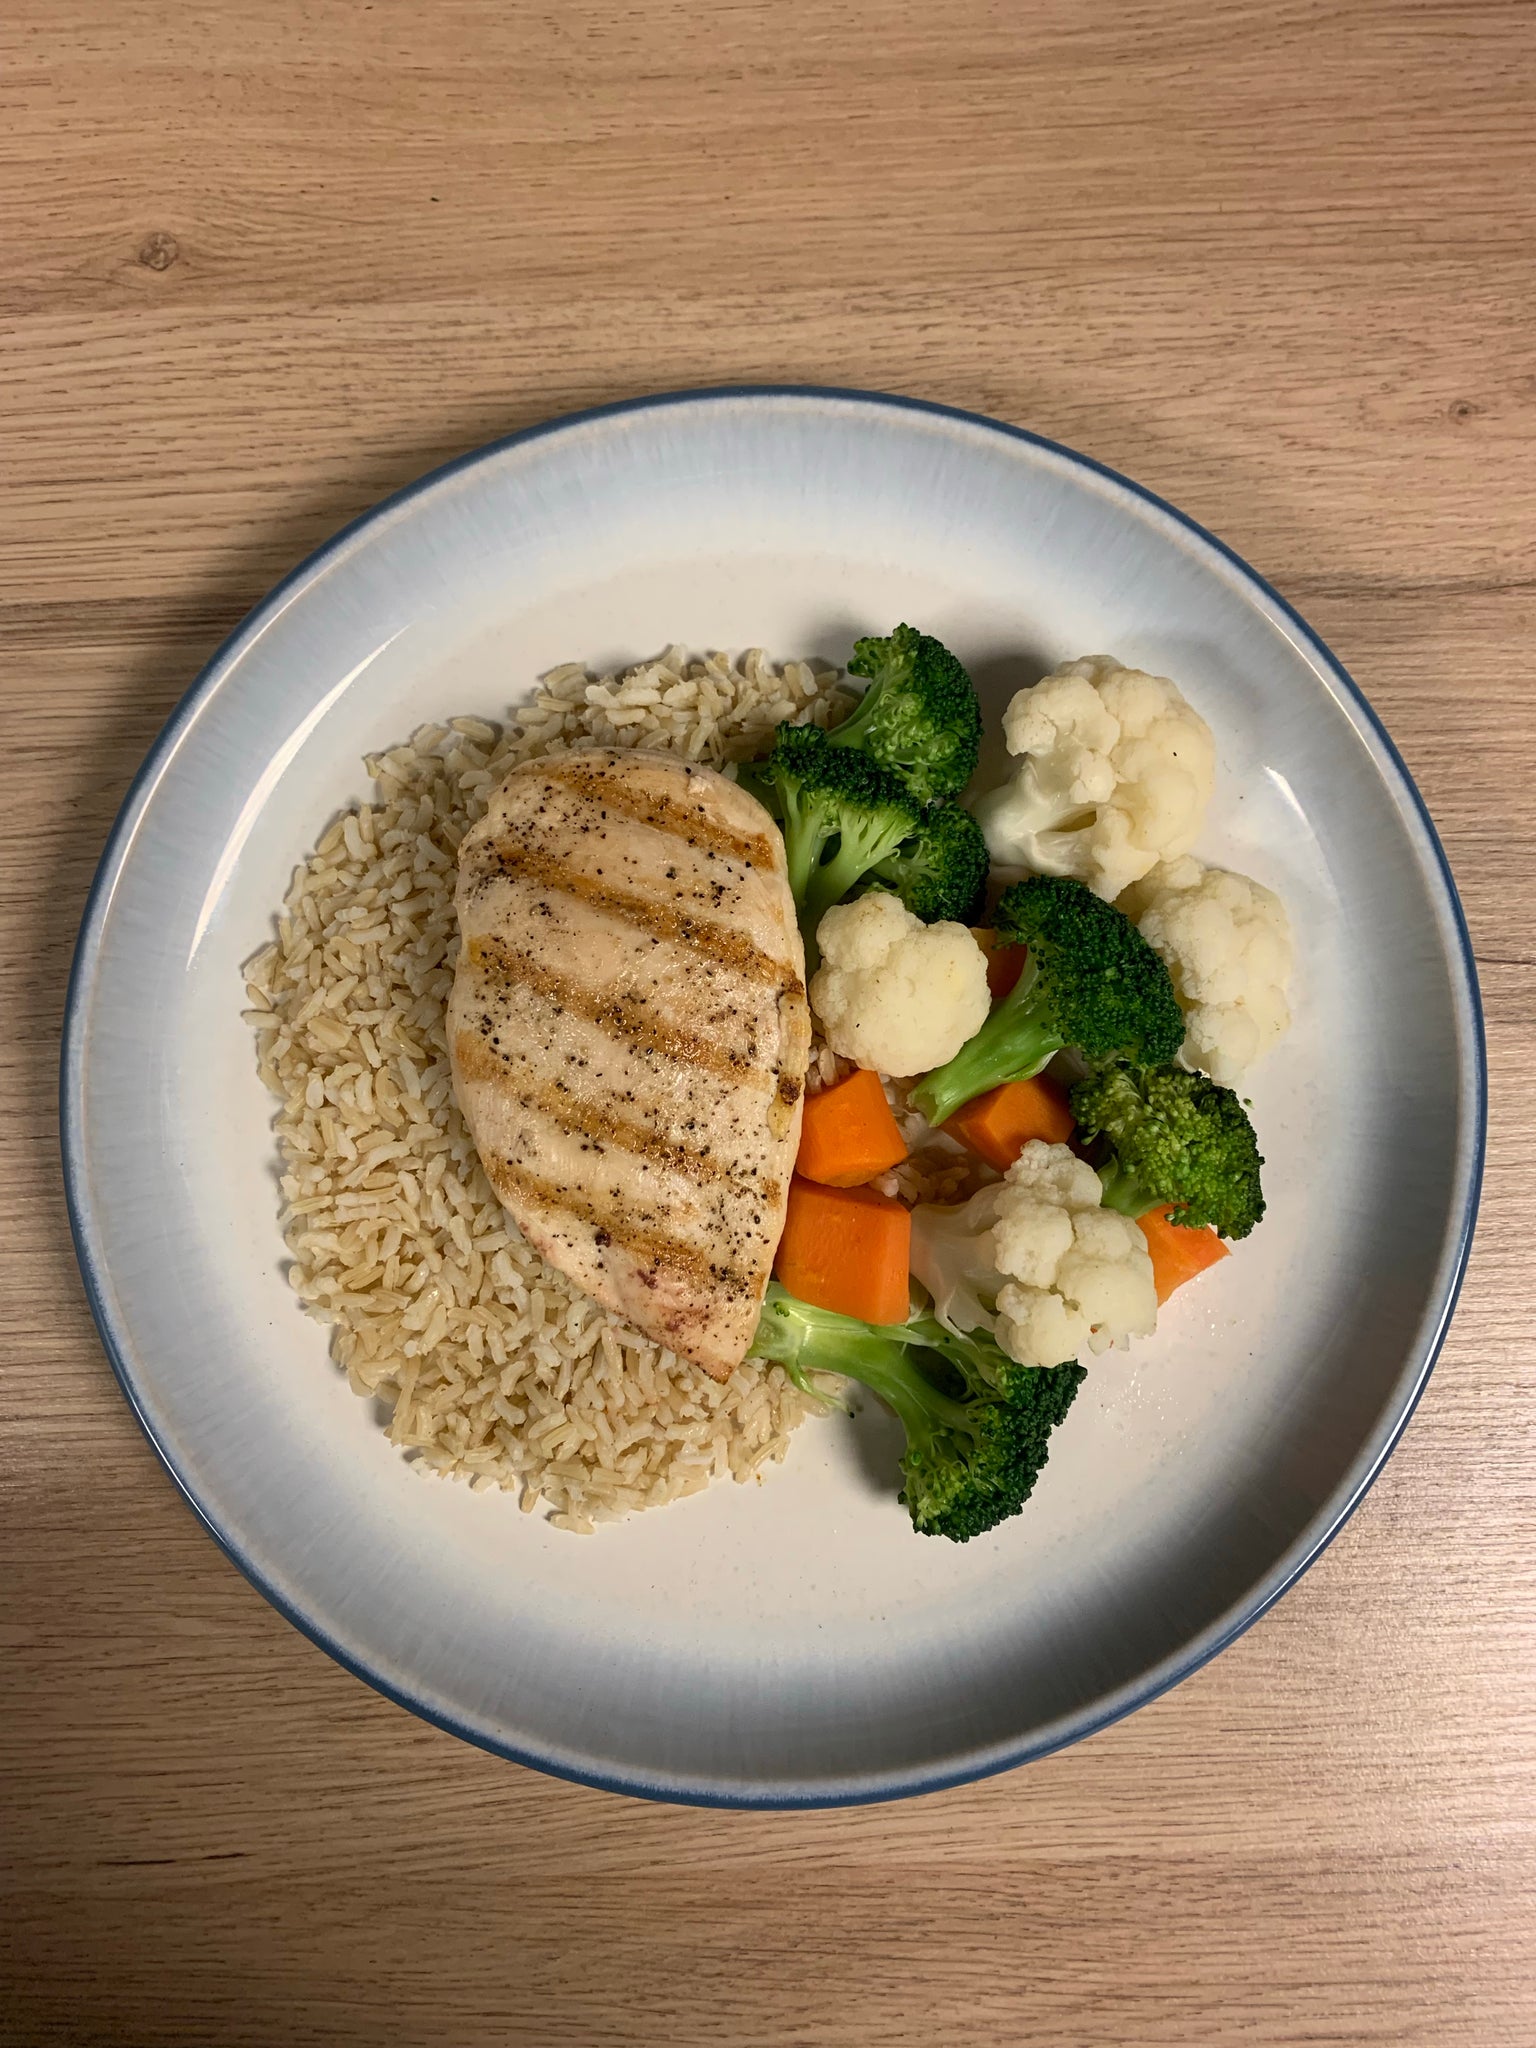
242, 646, 854, 1532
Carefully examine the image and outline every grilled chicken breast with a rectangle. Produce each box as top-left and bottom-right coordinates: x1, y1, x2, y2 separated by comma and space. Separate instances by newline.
448, 748, 810, 1379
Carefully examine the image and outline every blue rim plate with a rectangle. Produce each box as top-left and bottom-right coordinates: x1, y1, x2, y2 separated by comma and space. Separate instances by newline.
62, 388, 1485, 1805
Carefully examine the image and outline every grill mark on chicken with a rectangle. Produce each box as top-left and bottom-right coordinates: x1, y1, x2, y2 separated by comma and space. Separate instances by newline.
535, 757, 778, 869
473, 839, 798, 989
464, 933, 762, 1081
452, 1030, 783, 1204
490, 1159, 751, 1296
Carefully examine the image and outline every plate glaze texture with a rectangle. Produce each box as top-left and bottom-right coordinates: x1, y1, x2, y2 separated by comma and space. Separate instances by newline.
63, 389, 1483, 1806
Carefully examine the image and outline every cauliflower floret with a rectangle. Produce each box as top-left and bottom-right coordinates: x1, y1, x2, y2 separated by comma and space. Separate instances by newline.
1118, 855, 1293, 1087
809, 892, 991, 1078
910, 1139, 1157, 1369
973, 655, 1216, 900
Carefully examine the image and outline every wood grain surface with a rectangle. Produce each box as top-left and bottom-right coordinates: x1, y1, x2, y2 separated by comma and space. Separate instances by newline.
4, 2, 1534, 2042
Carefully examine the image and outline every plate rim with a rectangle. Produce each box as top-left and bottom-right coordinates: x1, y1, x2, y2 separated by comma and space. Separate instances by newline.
60, 383, 1487, 1807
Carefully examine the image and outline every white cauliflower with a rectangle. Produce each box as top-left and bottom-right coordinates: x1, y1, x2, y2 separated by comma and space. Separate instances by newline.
1118, 855, 1293, 1087
972, 654, 1216, 900
809, 892, 992, 1078
910, 1140, 1157, 1368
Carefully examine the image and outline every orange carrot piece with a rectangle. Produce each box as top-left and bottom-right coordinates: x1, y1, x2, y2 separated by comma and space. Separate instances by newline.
774, 1177, 911, 1325
1137, 1206, 1230, 1305
943, 1075, 1075, 1171
971, 927, 1029, 1002
796, 1067, 908, 1187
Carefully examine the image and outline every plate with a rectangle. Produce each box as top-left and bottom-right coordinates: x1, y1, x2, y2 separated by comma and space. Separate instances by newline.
63, 388, 1484, 1806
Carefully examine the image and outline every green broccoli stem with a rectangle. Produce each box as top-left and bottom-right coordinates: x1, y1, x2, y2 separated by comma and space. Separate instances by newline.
799, 814, 915, 969
820, 676, 884, 752
803, 819, 915, 933
1094, 1160, 1164, 1221
777, 787, 834, 905
781, 1337, 978, 1459
754, 1293, 973, 1439
908, 962, 1062, 1127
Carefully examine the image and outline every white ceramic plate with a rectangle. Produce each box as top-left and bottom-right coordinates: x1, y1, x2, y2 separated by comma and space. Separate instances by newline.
63, 389, 1484, 1806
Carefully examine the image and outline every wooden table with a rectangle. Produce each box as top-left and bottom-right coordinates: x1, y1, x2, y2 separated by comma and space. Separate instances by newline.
5, 4, 1534, 2042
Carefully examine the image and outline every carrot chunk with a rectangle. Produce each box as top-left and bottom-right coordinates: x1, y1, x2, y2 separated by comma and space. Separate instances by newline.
774, 1177, 911, 1325
943, 1075, 1075, 1170
971, 926, 1029, 1002
1137, 1205, 1230, 1304
796, 1067, 908, 1188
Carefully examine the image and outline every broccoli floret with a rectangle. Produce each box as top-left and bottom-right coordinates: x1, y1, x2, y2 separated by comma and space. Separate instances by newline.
739, 627, 980, 942
750, 1284, 1085, 1542
909, 873, 1184, 1128
863, 801, 990, 924
764, 723, 920, 967
1070, 1061, 1266, 1240
831, 625, 983, 805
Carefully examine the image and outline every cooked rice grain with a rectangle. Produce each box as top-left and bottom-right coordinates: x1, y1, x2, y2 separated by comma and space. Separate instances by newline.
246, 646, 852, 1528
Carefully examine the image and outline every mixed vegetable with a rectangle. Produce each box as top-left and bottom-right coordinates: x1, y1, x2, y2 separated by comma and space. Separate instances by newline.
742, 628, 1293, 1543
